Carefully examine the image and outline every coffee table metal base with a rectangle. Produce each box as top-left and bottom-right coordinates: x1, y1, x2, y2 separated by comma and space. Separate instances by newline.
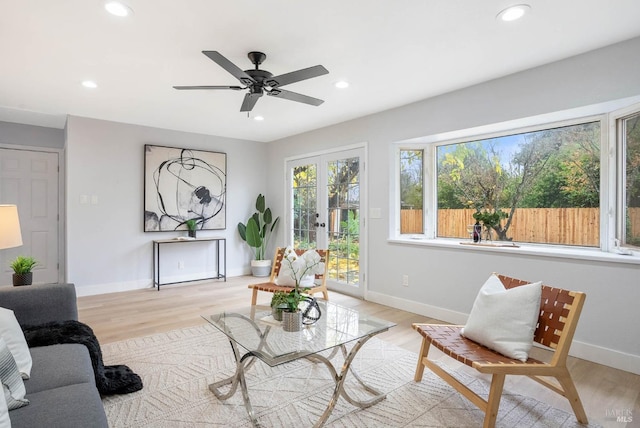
209, 333, 386, 428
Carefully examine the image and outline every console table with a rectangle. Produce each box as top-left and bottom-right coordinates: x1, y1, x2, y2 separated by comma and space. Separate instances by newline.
152, 237, 226, 290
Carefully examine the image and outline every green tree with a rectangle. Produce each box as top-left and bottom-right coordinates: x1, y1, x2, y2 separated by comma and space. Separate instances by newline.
624, 113, 640, 245
400, 150, 423, 209
437, 122, 600, 241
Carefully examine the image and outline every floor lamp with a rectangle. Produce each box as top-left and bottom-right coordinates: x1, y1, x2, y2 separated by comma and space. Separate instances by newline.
0, 204, 23, 250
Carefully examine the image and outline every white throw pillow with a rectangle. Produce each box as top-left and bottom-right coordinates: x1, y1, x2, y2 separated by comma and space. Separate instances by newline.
461, 274, 542, 362
0, 376, 10, 428
0, 338, 29, 410
0, 308, 32, 379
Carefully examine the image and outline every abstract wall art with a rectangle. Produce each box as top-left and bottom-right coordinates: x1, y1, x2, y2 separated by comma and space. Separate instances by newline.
144, 144, 226, 232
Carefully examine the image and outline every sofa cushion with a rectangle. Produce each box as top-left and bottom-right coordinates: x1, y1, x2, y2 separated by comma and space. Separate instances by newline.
25, 345, 95, 395
0, 307, 32, 379
8, 382, 108, 428
0, 367, 10, 428
0, 338, 28, 410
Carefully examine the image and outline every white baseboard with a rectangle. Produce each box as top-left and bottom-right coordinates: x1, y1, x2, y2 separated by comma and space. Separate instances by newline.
366, 290, 640, 375
366, 290, 469, 325
75, 279, 151, 297
569, 340, 640, 375
74, 268, 248, 297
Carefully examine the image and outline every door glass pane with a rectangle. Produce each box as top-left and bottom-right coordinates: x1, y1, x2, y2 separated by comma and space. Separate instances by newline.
623, 112, 640, 248
327, 157, 360, 286
292, 164, 317, 249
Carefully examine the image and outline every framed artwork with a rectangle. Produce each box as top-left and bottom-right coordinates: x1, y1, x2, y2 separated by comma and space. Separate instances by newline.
144, 144, 226, 232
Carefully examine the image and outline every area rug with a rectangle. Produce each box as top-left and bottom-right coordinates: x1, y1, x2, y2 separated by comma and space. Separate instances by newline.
101, 323, 600, 428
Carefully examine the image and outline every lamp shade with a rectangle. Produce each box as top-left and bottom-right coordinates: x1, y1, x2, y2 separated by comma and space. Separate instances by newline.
0, 205, 23, 250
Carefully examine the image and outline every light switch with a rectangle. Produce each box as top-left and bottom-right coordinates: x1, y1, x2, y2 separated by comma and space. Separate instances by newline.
91, 195, 99, 205
79, 195, 88, 205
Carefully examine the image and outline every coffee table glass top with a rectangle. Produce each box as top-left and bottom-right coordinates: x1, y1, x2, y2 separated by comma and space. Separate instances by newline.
203, 301, 396, 366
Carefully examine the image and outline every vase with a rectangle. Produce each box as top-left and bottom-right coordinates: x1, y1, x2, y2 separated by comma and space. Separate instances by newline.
13, 272, 32, 286
282, 310, 303, 332
188, 230, 196, 238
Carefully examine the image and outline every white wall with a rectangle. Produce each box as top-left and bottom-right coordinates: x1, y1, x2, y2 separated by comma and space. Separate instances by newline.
266, 37, 640, 374
0, 121, 64, 148
65, 116, 269, 295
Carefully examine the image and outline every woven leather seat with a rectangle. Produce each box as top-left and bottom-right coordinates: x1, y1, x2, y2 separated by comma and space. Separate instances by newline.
413, 274, 588, 428
248, 247, 329, 305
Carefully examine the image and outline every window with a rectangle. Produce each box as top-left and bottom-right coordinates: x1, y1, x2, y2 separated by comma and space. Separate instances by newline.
436, 121, 601, 246
399, 149, 424, 234
620, 111, 640, 248
395, 103, 640, 256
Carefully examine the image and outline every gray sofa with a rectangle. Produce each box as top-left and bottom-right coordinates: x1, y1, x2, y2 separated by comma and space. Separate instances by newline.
0, 283, 108, 428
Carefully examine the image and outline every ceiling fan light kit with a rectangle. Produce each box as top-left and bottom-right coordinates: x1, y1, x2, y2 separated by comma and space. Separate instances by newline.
173, 51, 329, 113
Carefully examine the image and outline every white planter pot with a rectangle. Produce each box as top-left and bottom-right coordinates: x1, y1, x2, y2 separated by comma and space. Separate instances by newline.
251, 259, 272, 277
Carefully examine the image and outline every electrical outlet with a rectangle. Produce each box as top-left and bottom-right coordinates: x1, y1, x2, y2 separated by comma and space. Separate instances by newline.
402, 274, 409, 287
178, 261, 185, 269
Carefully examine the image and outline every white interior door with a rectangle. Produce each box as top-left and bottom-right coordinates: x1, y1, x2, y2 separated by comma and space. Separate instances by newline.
0, 148, 59, 285
286, 147, 365, 298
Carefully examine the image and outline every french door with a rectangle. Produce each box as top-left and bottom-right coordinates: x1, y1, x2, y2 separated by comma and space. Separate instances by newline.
286, 147, 366, 297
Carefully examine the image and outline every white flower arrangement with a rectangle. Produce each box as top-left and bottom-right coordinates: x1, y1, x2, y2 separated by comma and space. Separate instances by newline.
281, 246, 325, 288
277, 247, 326, 313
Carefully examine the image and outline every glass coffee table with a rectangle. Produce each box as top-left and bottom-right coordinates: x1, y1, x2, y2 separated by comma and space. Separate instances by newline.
202, 301, 396, 427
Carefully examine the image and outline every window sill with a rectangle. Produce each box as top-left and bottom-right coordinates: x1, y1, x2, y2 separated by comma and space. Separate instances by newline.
388, 236, 640, 266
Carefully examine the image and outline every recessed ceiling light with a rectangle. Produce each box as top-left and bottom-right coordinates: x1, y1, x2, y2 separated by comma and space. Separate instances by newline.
335, 80, 349, 89
254, 116, 264, 121
496, 4, 530, 22
81, 80, 98, 89
104, 1, 133, 17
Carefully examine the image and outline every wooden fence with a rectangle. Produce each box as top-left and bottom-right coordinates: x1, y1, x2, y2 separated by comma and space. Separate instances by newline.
401, 207, 640, 246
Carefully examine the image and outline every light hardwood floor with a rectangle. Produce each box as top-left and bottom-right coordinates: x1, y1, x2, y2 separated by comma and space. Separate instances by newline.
78, 276, 639, 427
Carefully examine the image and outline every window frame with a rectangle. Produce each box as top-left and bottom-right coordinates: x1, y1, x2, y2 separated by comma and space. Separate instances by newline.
611, 104, 640, 250
391, 101, 640, 264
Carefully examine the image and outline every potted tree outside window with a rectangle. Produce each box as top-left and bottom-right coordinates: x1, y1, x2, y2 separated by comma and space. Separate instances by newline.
237, 194, 280, 277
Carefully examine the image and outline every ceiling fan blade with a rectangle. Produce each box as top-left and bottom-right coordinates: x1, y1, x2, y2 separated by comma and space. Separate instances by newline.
267, 88, 324, 106
202, 51, 255, 86
173, 85, 244, 90
265, 65, 329, 88
240, 92, 262, 112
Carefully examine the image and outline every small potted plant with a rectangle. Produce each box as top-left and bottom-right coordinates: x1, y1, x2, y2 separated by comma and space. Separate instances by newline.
278, 247, 325, 331
237, 194, 280, 277
186, 219, 197, 238
270, 291, 289, 321
472, 209, 508, 241
10, 256, 37, 286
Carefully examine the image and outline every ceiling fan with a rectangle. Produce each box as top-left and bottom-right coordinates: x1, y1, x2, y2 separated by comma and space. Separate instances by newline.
173, 51, 329, 113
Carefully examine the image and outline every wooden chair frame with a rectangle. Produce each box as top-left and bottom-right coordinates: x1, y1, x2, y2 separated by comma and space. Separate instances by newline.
248, 247, 330, 305
413, 274, 588, 428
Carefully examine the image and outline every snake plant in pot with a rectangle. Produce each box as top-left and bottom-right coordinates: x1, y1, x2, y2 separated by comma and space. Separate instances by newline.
237, 194, 280, 277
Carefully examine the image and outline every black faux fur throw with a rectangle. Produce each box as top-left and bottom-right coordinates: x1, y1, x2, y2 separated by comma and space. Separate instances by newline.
22, 320, 143, 395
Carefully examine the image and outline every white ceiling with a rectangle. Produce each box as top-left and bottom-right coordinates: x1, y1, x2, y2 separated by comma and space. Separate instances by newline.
1, 1, 640, 143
